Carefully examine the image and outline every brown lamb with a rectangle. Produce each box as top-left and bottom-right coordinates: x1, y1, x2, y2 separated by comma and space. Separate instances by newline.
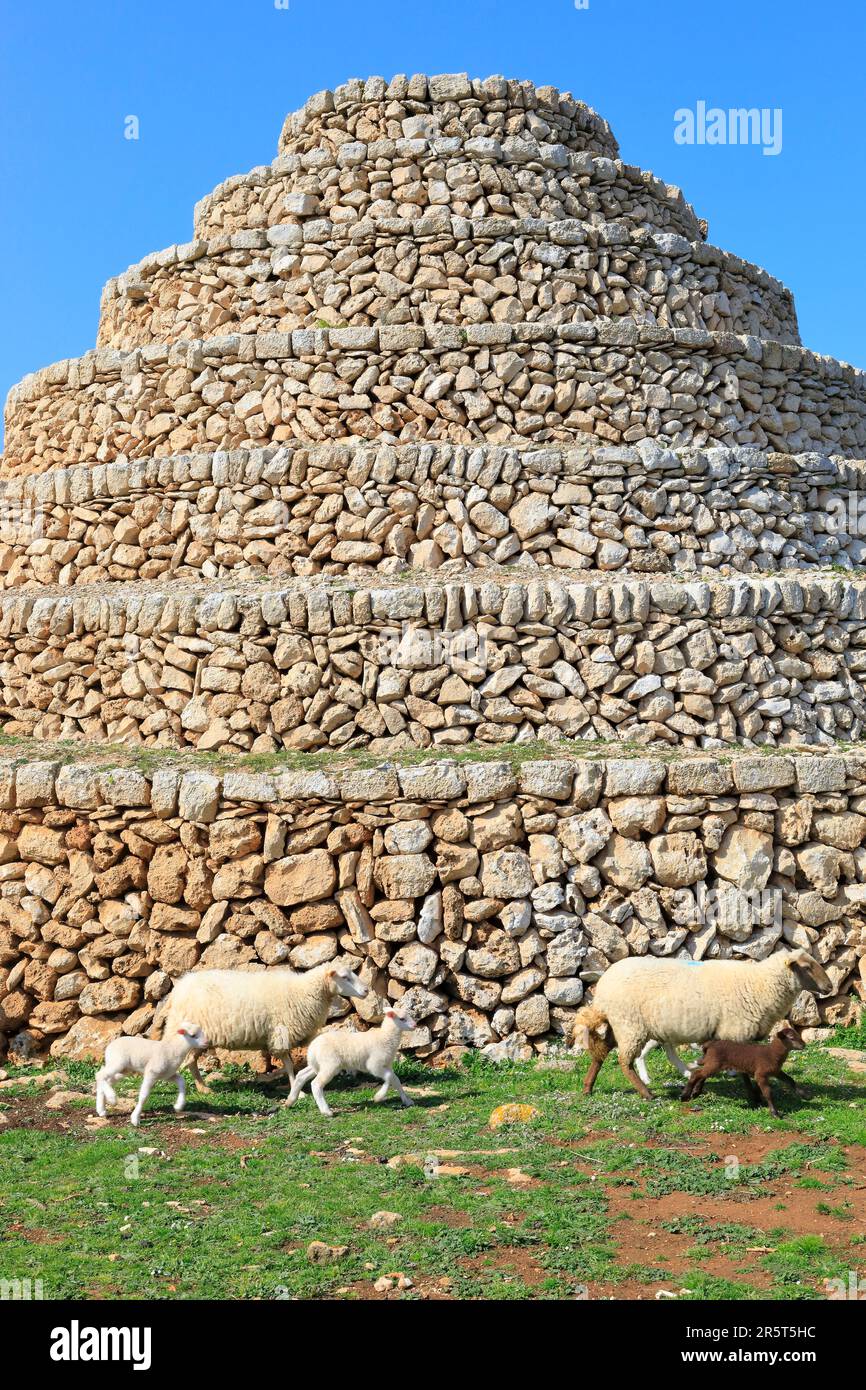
680, 1027, 806, 1118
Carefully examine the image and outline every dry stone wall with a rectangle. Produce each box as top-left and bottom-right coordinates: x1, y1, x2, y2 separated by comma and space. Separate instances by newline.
6, 322, 866, 478
2, 75, 864, 1051
0, 574, 864, 753
277, 75, 619, 158
193, 145, 701, 244
0, 442, 861, 590
0, 751, 863, 1064
97, 218, 798, 351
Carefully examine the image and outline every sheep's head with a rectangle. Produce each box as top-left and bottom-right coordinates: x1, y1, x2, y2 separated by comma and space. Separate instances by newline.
784, 949, 832, 997
382, 1006, 415, 1033
775, 1026, 805, 1052
325, 964, 368, 1001
178, 1021, 209, 1050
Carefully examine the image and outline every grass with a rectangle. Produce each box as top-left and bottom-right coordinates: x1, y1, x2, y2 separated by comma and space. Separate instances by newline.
1, 1036, 865, 1301
1, 729, 866, 780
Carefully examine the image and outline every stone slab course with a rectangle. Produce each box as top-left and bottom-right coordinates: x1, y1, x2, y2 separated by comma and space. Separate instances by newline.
0, 751, 863, 1061
0, 441, 862, 589
193, 141, 702, 245
5, 322, 866, 478
96, 215, 798, 350
0, 573, 864, 752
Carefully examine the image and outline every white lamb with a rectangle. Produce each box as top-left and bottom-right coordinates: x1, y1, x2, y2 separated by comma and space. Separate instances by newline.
160, 960, 368, 1093
286, 1003, 415, 1117
96, 1021, 209, 1126
573, 947, 832, 1099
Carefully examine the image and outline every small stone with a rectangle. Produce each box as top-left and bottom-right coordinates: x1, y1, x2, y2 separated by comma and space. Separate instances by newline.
307, 1241, 348, 1264
489, 1103, 540, 1129
369, 1211, 403, 1229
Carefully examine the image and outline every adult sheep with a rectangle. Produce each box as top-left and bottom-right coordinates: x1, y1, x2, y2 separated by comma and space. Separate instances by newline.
572, 948, 832, 1099
160, 959, 368, 1094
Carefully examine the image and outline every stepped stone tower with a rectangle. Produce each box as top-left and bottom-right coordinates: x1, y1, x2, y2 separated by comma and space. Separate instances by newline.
0, 76, 864, 1061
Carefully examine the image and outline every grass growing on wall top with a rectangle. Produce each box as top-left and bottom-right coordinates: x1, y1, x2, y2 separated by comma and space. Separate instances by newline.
0, 729, 864, 779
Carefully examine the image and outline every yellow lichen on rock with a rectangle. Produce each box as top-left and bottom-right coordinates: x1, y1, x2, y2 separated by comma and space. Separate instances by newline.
488, 1103, 540, 1129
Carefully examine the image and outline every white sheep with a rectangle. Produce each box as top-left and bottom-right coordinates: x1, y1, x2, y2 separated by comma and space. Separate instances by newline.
285, 1003, 415, 1117
159, 960, 368, 1093
573, 947, 832, 1099
96, 1021, 209, 1126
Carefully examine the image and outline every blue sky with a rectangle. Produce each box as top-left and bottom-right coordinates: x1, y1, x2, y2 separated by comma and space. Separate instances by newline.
1, 0, 863, 446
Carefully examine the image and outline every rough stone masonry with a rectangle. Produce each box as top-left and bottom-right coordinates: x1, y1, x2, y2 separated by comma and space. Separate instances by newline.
0, 753, 864, 1064
1, 76, 864, 1057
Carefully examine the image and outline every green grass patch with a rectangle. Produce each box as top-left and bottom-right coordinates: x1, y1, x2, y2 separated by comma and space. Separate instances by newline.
0, 1035, 864, 1300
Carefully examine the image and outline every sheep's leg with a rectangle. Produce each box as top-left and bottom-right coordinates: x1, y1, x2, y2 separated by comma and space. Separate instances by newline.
95, 1067, 116, 1116
756, 1075, 779, 1118
310, 1060, 340, 1118
619, 1047, 653, 1101
258, 1050, 295, 1086
742, 1075, 762, 1106
310, 1077, 336, 1118
681, 1067, 706, 1101
635, 1041, 654, 1087
375, 1069, 413, 1108
582, 1031, 612, 1096
273, 1052, 295, 1087
173, 1074, 186, 1113
662, 1043, 692, 1078
638, 1040, 689, 1085
130, 1072, 155, 1127
187, 1052, 213, 1095
777, 1070, 804, 1098
285, 1065, 316, 1108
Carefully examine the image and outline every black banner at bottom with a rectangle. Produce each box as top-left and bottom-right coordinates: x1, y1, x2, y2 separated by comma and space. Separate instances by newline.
0, 1295, 857, 1375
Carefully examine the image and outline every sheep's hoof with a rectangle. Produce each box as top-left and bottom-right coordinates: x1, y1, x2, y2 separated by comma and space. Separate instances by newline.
194, 1084, 213, 1096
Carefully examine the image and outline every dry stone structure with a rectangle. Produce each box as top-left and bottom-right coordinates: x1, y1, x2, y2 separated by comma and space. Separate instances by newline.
1, 75, 865, 1061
